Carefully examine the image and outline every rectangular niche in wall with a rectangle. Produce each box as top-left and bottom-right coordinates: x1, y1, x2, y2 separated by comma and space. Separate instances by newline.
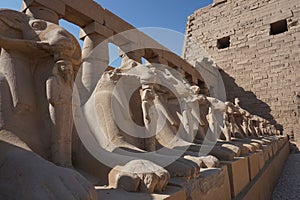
270, 19, 288, 35
217, 36, 230, 49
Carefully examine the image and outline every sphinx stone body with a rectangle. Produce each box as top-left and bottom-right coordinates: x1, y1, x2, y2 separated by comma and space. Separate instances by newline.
0, 9, 96, 199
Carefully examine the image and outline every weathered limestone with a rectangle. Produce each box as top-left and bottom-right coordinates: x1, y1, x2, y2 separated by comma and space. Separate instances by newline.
47, 60, 74, 167
95, 185, 186, 200
169, 166, 231, 200
80, 32, 109, 104
0, 1, 293, 200
238, 137, 289, 200
83, 63, 219, 180
23, 0, 208, 95
108, 160, 170, 193
22, 0, 65, 20
0, 9, 97, 199
221, 157, 250, 198
94, 138, 289, 200
212, 0, 227, 7
247, 152, 261, 180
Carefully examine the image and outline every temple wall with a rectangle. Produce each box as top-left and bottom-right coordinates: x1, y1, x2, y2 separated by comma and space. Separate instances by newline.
183, 0, 300, 140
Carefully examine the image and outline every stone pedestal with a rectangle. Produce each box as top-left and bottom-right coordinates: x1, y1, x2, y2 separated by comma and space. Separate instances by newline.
87, 137, 289, 200
262, 145, 272, 162
257, 150, 265, 170
95, 185, 186, 200
169, 166, 231, 200
221, 157, 250, 198
238, 140, 289, 200
271, 141, 279, 155
247, 152, 261, 180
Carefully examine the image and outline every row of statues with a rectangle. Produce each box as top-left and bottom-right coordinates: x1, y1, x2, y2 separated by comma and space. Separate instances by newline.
82, 57, 282, 193
0, 8, 282, 199
223, 98, 280, 140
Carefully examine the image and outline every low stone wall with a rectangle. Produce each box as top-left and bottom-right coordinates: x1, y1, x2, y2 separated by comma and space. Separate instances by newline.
94, 136, 289, 200
237, 136, 290, 200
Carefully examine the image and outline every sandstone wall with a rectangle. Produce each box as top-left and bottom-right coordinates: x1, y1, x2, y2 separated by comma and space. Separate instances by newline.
183, 0, 300, 140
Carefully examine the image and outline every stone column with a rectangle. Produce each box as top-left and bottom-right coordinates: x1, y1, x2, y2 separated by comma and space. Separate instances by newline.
79, 22, 112, 104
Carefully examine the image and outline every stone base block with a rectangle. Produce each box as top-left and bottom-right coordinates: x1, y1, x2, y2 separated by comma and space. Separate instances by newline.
247, 152, 260, 180
237, 140, 289, 200
271, 141, 279, 155
262, 145, 272, 162
88, 136, 290, 200
169, 166, 231, 200
257, 150, 265, 170
221, 157, 250, 198
95, 185, 186, 200
277, 136, 288, 148
278, 138, 284, 148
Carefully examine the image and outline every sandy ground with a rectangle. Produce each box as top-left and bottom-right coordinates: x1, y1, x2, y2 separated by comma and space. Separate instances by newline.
271, 144, 300, 200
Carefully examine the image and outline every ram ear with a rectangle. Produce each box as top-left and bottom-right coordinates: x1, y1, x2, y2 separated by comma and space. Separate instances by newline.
0, 9, 29, 32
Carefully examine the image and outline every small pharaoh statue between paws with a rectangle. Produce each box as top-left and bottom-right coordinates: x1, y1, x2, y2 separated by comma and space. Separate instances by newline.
140, 84, 157, 152
46, 59, 74, 167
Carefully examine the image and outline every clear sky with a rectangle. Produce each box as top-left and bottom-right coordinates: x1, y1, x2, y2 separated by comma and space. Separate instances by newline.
95, 0, 212, 33
0, 0, 213, 65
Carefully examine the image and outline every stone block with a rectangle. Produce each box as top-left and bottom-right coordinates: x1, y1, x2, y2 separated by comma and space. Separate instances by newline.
194, 166, 231, 200
22, 0, 65, 16
263, 144, 273, 161
239, 141, 290, 200
95, 185, 186, 200
279, 136, 288, 147
63, 0, 104, 25
273, 140, 279, 154
247, 152, 261, 180
103, 9, 134, 34
221, 157, 250, 198
257, 150, 265, 170
169, 166, 231, 200
79, 21, 114, 39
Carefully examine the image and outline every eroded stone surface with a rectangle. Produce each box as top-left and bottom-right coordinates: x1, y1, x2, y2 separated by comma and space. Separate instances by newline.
0, 1, 291, 199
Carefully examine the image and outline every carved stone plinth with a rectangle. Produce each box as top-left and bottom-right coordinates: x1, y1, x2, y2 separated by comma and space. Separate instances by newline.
247, 152, 261, 180
95, 185, 186, 200
169, 166, 231, 200
221, 157, 250, 198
